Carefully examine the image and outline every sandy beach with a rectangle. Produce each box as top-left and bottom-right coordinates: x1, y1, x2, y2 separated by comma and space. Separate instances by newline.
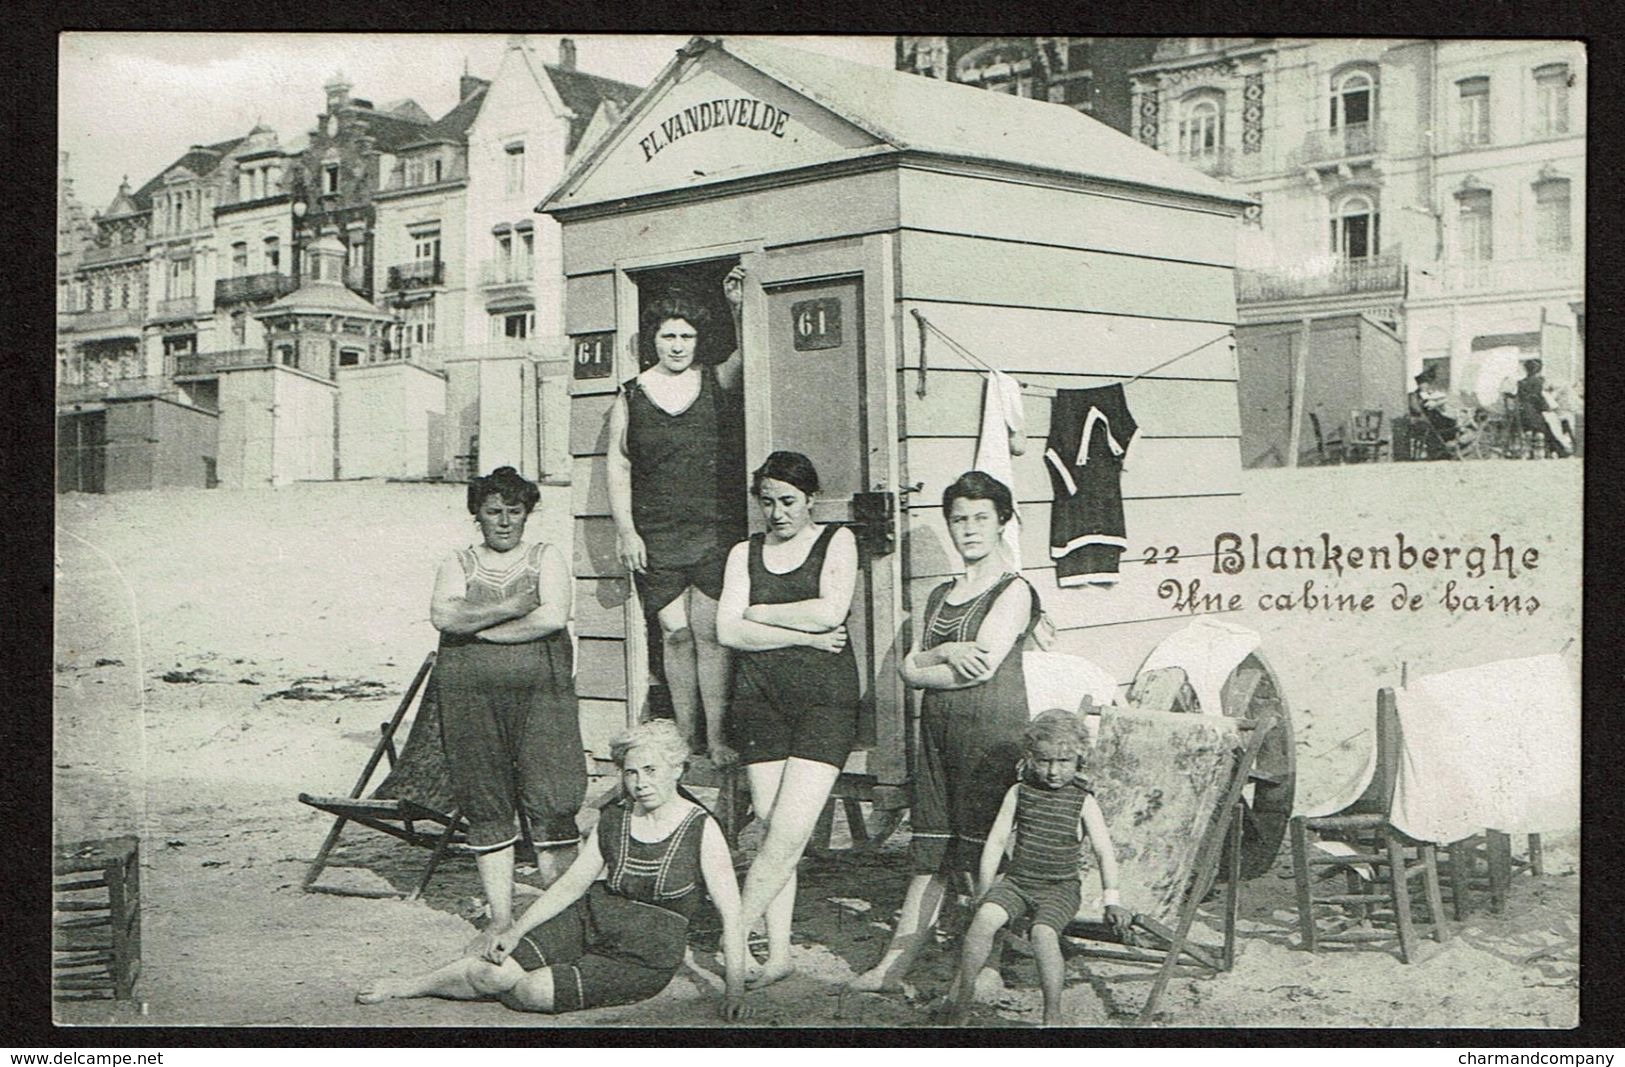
51, 458, 1580, 1029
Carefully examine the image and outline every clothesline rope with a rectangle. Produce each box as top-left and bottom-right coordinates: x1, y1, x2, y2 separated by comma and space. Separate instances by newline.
911, 310, 1234, 397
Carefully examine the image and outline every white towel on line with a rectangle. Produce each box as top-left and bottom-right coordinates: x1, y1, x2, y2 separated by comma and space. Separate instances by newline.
974, 368, 1026, 570
1137, 618, 1262, 717
1390, 653, 1580, 843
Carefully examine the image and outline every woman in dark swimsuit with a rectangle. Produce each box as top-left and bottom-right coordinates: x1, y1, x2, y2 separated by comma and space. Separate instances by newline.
357, 719, 751, 1020
717, 451, 860, 988
849, 471, 1035, 994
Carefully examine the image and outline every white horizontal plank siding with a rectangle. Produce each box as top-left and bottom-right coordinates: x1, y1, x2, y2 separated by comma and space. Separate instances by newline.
558, 170, 901, 277
898, 231, 1237, 324
898, 167, 1237, 268
899, 301, 1237, 379
574, 516, 624, 579
902, 436, 1241, 506
570, 393, 617, 457
899, 369, 1242, 441
578, 698, 632, 761
576, 637, 630, 701
573, 455, 613, 518
574, 577, 629, 639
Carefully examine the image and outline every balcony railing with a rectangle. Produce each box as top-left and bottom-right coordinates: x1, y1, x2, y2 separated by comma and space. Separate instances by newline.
154, 295, 198, 319
480, 257, 534, 287
1237, 253, 1404, 304
1291, 121, 1385, 167
65, 307, 142, 333
58, 374, 171, 405
215, 272, 298, 305
386, 260, 443, 291
80, 243, 147, 267
172, 348, 267, 377
1407, 254, 1582, 299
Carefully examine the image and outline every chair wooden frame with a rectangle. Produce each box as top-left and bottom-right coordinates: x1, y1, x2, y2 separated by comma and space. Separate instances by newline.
1062, 710, 1276, 1024
1345, 409, 1390, 463
298, 652, 473, 899
1288, 688, 1447, 962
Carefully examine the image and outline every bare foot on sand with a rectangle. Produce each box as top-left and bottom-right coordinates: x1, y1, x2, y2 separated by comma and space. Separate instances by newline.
746, 958, 796, 990
355, 980, 407, 1005
846, 964, 907, 994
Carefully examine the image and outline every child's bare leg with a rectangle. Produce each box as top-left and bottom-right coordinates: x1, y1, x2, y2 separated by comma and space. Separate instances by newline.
948, 902, 1010, 1025
1031, 924, 1066, 1026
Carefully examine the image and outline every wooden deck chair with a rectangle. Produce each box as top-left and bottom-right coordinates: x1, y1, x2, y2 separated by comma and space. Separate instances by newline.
1061, 704, 1276, 1024
298, 652, 472, 899
1288, 688, 1447, 962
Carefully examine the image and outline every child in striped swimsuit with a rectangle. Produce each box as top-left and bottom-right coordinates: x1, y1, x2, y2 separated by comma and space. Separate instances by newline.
947, 708, 1130, 1026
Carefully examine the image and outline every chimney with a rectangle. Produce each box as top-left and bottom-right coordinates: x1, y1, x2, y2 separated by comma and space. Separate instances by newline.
558, 38, 577, 71
324, 71, 353, 115
460, 57, 484, 100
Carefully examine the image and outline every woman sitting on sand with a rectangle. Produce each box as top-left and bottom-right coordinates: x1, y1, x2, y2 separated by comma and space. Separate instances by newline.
357, 719, 751, 1020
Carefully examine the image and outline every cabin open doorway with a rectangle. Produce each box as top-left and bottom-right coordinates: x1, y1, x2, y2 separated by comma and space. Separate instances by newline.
624, 254, 747, 738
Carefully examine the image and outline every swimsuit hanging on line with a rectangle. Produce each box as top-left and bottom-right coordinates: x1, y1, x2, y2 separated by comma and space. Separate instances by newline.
1044, 384, 1139, 587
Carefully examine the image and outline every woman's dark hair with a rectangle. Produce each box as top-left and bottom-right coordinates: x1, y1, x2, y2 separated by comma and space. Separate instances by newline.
751, 451, 820, 497
638, 292, 712, 367
941, 470, 1014, 525
466, 466, 540, 516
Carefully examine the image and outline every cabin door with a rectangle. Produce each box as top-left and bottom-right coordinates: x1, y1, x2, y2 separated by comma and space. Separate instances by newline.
750, 267, 901, 781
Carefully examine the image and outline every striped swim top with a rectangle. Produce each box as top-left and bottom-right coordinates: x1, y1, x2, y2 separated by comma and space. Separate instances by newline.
1009, 779, 1092, 883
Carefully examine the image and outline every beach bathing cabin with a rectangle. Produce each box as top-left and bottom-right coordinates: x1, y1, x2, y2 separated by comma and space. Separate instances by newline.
541, 37, 1252, 813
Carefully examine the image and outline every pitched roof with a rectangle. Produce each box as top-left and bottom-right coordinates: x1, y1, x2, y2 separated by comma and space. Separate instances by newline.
544, 65, 643, 154
345, 106, 438, 153
129, 136, 245, 211
718, 36, 1246, 204
410, 81, 488, 147
548, 36, 1249, 212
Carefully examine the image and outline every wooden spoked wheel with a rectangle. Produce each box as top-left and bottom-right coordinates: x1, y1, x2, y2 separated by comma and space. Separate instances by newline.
1214, 651, 1296, 881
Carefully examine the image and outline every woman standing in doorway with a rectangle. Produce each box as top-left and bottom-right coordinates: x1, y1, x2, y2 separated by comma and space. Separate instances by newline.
849, 471, 1036, 994
716, 451, 860, 987
430, 466, 584, 956
608, 266, 746, 765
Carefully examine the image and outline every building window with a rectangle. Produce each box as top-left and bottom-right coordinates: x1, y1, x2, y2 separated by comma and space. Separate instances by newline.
1329, 67, 1375, 130
403, 299, 436, 356
412, 229, 441, 264
119, 278, 130, 308
1535, 178, 1572, 255
496, 310, 533, 340
520, 230, 535, 261
264, 236, 280, 273
1330, 193, 1380, 260
167, 257, 194, 300
505, 143, 525, 195
1534, 63, 1571, 136
232, 241, 250, 276
431, 158, 443, 183
323, 162, 340, 196
1456, 189, 1493, 262
338, 348, 362, 367
495, 232, 514, 262
1178, 93, 1223, 158
231, 310, 247, 346
1457, 77, 1490, 148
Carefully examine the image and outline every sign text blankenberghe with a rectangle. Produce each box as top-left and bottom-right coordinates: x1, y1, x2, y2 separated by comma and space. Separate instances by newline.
640, 98, 790, 162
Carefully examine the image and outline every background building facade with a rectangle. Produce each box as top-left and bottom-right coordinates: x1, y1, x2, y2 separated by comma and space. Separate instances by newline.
55, 37, 640, 493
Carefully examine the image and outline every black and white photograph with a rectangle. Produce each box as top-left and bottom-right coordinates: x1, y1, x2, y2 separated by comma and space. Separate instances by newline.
52, 33, 1583, 1030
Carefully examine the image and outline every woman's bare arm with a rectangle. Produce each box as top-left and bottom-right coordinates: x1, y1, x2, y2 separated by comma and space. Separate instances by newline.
429, 555, 536, 634
477, 544, 572, 643
716, 542, 846, 653
741, 527, 857, 632
699, 816, 750, 1019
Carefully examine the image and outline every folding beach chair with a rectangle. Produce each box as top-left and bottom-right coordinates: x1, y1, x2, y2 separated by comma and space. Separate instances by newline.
1061, 704, 1276, 1024
298, 652, 473, 898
